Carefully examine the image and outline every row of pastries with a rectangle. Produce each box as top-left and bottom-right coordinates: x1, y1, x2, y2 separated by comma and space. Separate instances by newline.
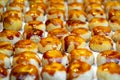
0, 0, 120, 80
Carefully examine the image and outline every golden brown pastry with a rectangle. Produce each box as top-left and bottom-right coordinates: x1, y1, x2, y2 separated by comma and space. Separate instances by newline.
13, 51, 41, 68
48, 28, 69, 40
41, 62, 66, 80
116, 40, 120, 52
0, 4, 4, 21
0, 30, 22, 44
47, 9, 65, 21
85, 3, 103, 12
97, 62, 120, 80
0, 41, 13, 57
67, 0, 84, 4
30, 3, 47, 14
68, 2, 84, 11
10, 64, 40, 80
24, 9, 44, 22
69, 48, 94, 65
108, 9, 120, 20
91, 26, 112, 37
63, 35, 86, 53
0, 66, 9, 80
42, 50, 68, 66
97, 50, 120, 66
38, 36, 62, 53
66, 20, 88, 31
89, 35, 113, 52
109, 16, 120, 31
68, 10, 87, 22
112, 29, 120, 42
29, 0, 44, 5
88, 18, 108, 30
0, 53, 11, 69
71, 28, 91, 42
45, 18, 64, 31
87, 9, 106, 21
24, 21, 46, 32
14, 39, 38, 54
23, 29, 44, 43
3, 15, 22, 31
67, 60, 93, 80
47, 3, 66, 12
84, 0, 103, 6
6, 2, 26, 13
46, 0, 64, 4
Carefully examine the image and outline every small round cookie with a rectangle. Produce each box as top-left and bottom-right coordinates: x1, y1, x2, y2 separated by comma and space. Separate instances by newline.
23, 29, 44, 43
6, 2, 26, 13
48, 28, 69, 40
47, 3, 66, 12
85, 3, 103, 12
3, 16, 22, 31
71, 28, 91, 42
63, 34, 86, 53
45, 18, 64, 32
91, 26, 112, 37
24, 9, 44, 22
69, 48, 94, 65
87, 9, 106, 21
3, 10, 22, 21
89, 35, 113, 52
14, 39, 38, 54
67, 0, 83, 4
41, 62, 66, 80
67, 60, 93, 80
68, 10, 87, 22
68, 2, 84, 11
88, 18, 108, 30
112, 30, 120, 42
0, 30, 22, 44
38, 36, 62, 53
109, 16, 120, 31
10, 64, 40, 80
0, 41, 13, 57
104, 1, 120, 14
0, 53, 11, 69
13, 51, 41, 68
24, 21, 46, 32
97, 50, 120, 66
30, 3, 47, 14
66, 20, 88, 31
97, 62, 120, 80
0, 66, 9, 80
47, 9, 65, 21
42, 50, 68, 67
0, 0, 8, 6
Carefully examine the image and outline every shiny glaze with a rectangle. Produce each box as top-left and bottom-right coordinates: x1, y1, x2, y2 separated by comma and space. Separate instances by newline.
98, 62, 120, 74
42, 62, 66, 76
71, 28, 89, 35
39, 36, 61, 47
0, 41, 13, 50
67, 61, 91, 79
66, 20, 86, 26
10, 64, 39, 80
0, 66, 8, 78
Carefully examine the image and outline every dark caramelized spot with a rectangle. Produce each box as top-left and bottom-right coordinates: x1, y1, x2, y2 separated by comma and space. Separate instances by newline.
66, 20, 86, 26
67, 61, 91, 79
10, 64, 39, 80
42, 63, 65, 76
24, 29, 43, 39
45, 18, 63, 27
88, 9, 104, 16
0, 66, 8, 78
